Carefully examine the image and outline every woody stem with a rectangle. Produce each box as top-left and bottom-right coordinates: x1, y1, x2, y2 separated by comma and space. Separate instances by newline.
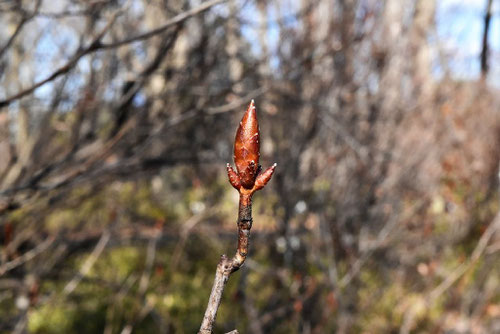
233, 193, 252, 269
198, 192, 253, 334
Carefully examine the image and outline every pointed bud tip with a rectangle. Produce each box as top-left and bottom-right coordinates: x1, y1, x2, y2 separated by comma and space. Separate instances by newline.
246, 100, 256, 117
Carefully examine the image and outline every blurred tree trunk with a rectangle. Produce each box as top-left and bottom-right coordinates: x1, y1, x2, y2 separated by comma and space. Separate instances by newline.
480, 0, 493, 80
256, 0, 270, 79
226, 0, 243, 93
410, 0, 436, 103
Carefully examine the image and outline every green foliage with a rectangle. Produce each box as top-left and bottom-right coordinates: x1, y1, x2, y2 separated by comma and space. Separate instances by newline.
3, 161, 500, 333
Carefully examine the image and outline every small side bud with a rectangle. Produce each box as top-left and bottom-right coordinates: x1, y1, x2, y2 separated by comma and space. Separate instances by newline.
254, 163, 277, 191
227, 163, 241, 190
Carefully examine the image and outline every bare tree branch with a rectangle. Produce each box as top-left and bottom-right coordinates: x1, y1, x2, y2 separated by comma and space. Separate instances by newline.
0, 236, 55, 276
0, 0, 41, 57
62, 230, 111, 295
400, 212, 500, 334
0, 0, 226, 109
100, 0, 227, 49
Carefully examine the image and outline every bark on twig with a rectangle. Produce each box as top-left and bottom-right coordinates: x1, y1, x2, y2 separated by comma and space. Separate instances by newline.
199, 194, 253, 334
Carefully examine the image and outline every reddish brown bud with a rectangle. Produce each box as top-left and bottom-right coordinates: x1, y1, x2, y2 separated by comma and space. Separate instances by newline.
228, 100, 276, 194
227, 163, 241, 190
234, 100, 260, 189
254, 163, 277, 191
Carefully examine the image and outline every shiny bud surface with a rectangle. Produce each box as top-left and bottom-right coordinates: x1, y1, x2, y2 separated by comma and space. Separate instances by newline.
234, 100, 260, 189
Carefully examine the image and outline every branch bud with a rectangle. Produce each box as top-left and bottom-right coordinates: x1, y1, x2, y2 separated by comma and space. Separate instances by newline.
227, 163, 241, 190
254, 163, 277, 191
234, 100, 260, 189
229, 100, 276, 194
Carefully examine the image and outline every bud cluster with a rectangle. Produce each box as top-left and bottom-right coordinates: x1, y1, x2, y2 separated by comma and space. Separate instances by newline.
227, 100, 276, 194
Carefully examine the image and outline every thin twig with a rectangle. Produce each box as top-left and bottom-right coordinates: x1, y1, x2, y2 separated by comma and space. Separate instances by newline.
119, 225, 161, 334
199, 194, 254, 334
206, 87, 267, 114
63, 230, 111, 295
0, 235, 55, 276
100, 0, 227, 49
0, 0, 41, 57
399, 212, 500, 334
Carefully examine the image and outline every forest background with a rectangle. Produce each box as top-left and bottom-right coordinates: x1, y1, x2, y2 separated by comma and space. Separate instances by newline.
0, 0, 500, 333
